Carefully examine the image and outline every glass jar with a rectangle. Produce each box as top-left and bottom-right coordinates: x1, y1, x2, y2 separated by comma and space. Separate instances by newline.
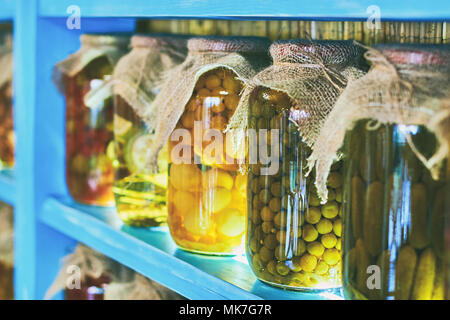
342, 122, 449, 300
0, 33, 14, 169
342, 47, 449, 300
113, 35, 187, 227
246, 87, 343, 290
168, 67, 247, 255
0, 201, 13, 300
113, 96, 169, 227
62, 35, 128, 206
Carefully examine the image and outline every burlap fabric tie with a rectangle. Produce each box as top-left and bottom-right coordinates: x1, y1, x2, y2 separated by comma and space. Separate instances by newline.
227, 39, 367, 168
0, 37, 12, 90
307, 44, 450, 203
111, 34, 189, 123
144, 36, 271, 172
0, 204, 13, 269
53, 34, 130, 93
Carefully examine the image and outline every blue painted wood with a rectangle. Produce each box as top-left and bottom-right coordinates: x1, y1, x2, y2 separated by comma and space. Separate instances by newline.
40, 196, 344, 300
0, 170, 16, 204
0, 0, 14, 21
38, 0, 450, 21
13, 0, 136, 298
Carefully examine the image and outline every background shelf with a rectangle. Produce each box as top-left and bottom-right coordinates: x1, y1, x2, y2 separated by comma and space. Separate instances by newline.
0, 0, 13, 21
38, 0, 450, 21
0, 170, 16, 204
40, 196, 344, 300
7, 0, 450, 300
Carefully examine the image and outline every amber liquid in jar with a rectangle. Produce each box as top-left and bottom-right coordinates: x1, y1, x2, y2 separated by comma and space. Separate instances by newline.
65, 57, 115, 206
113, 96, 169, 227
246, 88, 342, 290
342, 121, 448, 300
0, 82, 14, 169
167, 68, 247, 255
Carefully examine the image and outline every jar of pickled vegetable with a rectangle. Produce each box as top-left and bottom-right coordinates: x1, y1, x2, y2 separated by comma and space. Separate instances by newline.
0, 201, 13, 300
168, 67, 248, 254
57, 34, 129, 206
245, 40, 365, 290
112, 35, 188, 227
0, 34, 14, 169
341, 46, 450, 300
157, 37, 269, 255
246, 88, 344, 290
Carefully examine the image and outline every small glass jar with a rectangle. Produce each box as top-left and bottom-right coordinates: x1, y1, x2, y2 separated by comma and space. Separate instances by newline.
168, 67, 247, 255
61, 34, 128, 206
0, 201, 13, 300
246, 87, 343, 290
0, 33, 14, 169
113, 35, 187, 227
342, 46, 449, 300
113, 96, 169, 227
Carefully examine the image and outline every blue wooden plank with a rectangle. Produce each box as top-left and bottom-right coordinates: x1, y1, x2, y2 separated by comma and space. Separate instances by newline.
38, 0, 450, 21
13, 0, 136, 299
0, 170, 16, 204
40, 196, 344, 300
0, 0, 14, 21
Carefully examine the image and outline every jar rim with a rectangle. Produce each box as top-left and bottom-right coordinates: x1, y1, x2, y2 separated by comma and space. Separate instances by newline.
374, 44, 450, 66
131, 34, 189, 49
187, 36, 270, 53
270, 39, 364, 65
80, 33, 130, 47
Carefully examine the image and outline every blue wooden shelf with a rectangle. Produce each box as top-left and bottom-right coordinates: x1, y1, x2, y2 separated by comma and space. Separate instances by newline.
38, 0, 450, 21
0, 169, 16, 204
40, 196, 343, 300
10, 0, 450, 300
0, 0, 14, 21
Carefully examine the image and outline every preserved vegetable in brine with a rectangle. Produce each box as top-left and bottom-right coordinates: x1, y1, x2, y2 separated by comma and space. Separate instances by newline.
112, 35, 188, 227
55, 34, 129, 206
236, 40, 365, 290
307, 44, 450, 299
149, 36, 270, 255
168, 68, 247, 254
0, 34, 14, 169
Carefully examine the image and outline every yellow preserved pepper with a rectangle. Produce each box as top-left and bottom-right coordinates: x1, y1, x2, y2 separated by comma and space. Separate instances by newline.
395, 245, 417, 300
351, 176, 364, 239
411, 248, 436, 300
363, 181, 384, 257
409, 183, 429, 249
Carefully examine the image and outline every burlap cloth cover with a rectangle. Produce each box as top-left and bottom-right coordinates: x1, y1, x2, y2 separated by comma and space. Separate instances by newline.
44, 244, 117, 299
110, 35, 189, 121
53, 34, 129, 93
0, 203, 13, 269
144, 36, 271, 172
227, 39, 367, 167
0, 36, 13, 90
307, 44, 450, 203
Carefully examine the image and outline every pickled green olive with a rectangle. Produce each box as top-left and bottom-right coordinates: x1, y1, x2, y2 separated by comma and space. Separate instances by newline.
246, 87, 342, 290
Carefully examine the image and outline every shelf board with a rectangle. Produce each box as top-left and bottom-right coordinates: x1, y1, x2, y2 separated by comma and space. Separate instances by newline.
0, 0, 14, 21
38, 0, 450, 21
0, 169, 16, 204
40, 196, 343, 300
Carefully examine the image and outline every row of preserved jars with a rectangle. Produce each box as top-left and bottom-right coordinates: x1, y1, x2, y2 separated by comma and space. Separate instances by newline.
56, 34, 449, 299
0, 31, 14, 169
